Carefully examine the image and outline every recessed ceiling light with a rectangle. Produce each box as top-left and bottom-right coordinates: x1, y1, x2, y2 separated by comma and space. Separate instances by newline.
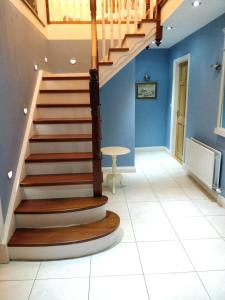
23, 107, 28, 115
192, 1, 202, 7
166, 26, 174, 31
44, 57, 48, 63
70, 58, 77, 65
34, 64, 38, 71
8, 171, 13, 179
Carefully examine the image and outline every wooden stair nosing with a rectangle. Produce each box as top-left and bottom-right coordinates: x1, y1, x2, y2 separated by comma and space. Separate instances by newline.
98, 61, 113, 66
20, 173, 94, 187
36, 103, 91, 108
29, 134, 92, 143
124, 33, 145, 38
40, 89, 90, 94
15, 196, 108, 214
42, 76, 90, 81
109, 47, 129, 52
8, 211, 120, 247
33, 118, 92, 124
25, 152, 93, 163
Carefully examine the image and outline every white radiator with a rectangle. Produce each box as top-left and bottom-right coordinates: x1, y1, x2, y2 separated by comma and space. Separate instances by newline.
185, 138, 221, 190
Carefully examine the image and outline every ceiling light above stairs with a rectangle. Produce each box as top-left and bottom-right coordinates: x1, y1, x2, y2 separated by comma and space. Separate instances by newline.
192, 1, 202, 7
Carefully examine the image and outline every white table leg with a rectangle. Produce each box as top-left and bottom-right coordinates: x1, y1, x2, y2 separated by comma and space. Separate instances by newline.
112, 155, 117, 194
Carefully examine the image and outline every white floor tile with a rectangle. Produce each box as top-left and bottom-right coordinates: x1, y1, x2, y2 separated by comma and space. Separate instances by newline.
106, 201, 130, 220
132, 216, 177, 242
37, 257, 90, 279
194, 200, 225, 216
183, 187, 211, 200
0, 280, 33, 300
91, 243, 142, 276
0, 261, 40, 280
138, 241, 194, 274
145, 272, 210, 300
182, 239, 225, 271
103, 189, 126, 202
198, 271, 225, 300
89, 275, 149, 300
119, 220, 136, 242
207, 216, 225, 237
125, 187, 157, 202
155, 187, 190, 201
161, 200, 203, 218
29, 278, 89, 300
128, 202, 166, 219
170, 216, 220, 239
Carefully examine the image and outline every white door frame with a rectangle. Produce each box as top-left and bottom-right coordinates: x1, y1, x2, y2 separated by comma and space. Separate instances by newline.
170, 54, 191, 158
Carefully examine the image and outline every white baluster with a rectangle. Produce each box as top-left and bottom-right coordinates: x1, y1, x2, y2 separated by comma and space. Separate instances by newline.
110, 0, 114, 48
102, 0, 106, 60
134, 0, 139, 32
118, 0, 122, 46
126, 0, 130, 34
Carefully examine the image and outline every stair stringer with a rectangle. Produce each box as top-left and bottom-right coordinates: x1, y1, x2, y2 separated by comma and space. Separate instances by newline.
99, 23, 157, 87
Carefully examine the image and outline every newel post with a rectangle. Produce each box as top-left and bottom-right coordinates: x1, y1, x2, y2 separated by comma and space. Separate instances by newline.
89, 69, 102, 197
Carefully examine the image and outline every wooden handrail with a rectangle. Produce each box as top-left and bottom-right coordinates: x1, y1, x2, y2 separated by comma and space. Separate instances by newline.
90, 0, 98, 69
89, 0, 102, 197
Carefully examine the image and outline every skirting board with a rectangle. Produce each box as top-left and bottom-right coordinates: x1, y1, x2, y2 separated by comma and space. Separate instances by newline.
0, 244, 9, 263
217, 194, 225, 208
102, 166, 136, 173
135, 146, 169, 152
184, 164, 222, 203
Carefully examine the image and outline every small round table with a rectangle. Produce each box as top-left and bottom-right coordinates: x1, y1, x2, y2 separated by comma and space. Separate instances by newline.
101, 146, 130, 194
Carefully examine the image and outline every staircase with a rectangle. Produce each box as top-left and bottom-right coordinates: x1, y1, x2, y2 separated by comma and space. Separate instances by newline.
4, 0, 167, 261
8, 73, 120, 260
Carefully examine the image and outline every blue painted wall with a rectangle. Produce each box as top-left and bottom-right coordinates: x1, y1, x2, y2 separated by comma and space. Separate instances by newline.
100, 60, 135, 167
135, 49, 169, 147
0, 0, 47, 220
167, 14, 225, 195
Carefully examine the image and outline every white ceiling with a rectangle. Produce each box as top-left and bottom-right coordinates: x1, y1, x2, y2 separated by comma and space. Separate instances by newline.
152, 0, 225, 49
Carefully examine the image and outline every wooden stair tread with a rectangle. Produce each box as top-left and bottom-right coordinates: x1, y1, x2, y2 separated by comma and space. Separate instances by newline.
15, 196, 108, 214
124, 33, 145, 37
109, 47, 129, 52
8, 211, 120, 247
40, 89, 90, 93
98, 61, 113, 66
37, 103, 90, 108
20, 173, 94, 187
25, 152, 93, 163
30, 134, 92, 142
42, 73, 90, 80
33, 118, 92, 124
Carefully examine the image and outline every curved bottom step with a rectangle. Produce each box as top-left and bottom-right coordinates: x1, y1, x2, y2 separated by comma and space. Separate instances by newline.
8, 211, 120, 260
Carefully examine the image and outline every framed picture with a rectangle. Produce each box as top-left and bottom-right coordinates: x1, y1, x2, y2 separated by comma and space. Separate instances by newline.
136, 82, 157, 99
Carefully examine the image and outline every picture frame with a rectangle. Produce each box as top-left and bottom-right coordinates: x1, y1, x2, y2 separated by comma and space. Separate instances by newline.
136, 82, 157, 99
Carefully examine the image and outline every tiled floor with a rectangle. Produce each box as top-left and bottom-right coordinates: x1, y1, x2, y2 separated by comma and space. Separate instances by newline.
1, 150, 225, 300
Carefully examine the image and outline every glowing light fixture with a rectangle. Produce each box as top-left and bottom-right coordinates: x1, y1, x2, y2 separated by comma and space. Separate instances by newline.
70, 58, 77, 65
166, 26, 174, 31
192, 1, 202, 7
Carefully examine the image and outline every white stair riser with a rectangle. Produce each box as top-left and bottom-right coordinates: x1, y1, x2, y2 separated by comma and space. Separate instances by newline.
141, 23, 156, 35
34, 124, 92, 135
122, 37, 145, 49
41, 80, 89, 90
37, 107, 91, 118
30, 141, 92, 153
21, 184, 93, 199
38, 93, 90, 104
109, 51, 129, 64
26, 161, 93, 175
9, 227, 121, 260
16, 206, 106, 228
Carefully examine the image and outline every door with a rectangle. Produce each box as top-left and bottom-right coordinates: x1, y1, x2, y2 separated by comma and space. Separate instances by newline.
175, 61, 188, 163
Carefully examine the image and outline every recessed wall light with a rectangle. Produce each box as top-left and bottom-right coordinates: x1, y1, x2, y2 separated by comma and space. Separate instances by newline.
192, 1, 202, 7
152, 40, 156, 44
23, 107, 28, 115
166, 26, 174, 31
8, 171, 13, 179
34, 64, 38, 71
70, 58, 77, 65
44, 57, 48, 63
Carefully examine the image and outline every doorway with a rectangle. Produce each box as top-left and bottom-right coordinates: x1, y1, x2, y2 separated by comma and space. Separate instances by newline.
170, 54, 190, 163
